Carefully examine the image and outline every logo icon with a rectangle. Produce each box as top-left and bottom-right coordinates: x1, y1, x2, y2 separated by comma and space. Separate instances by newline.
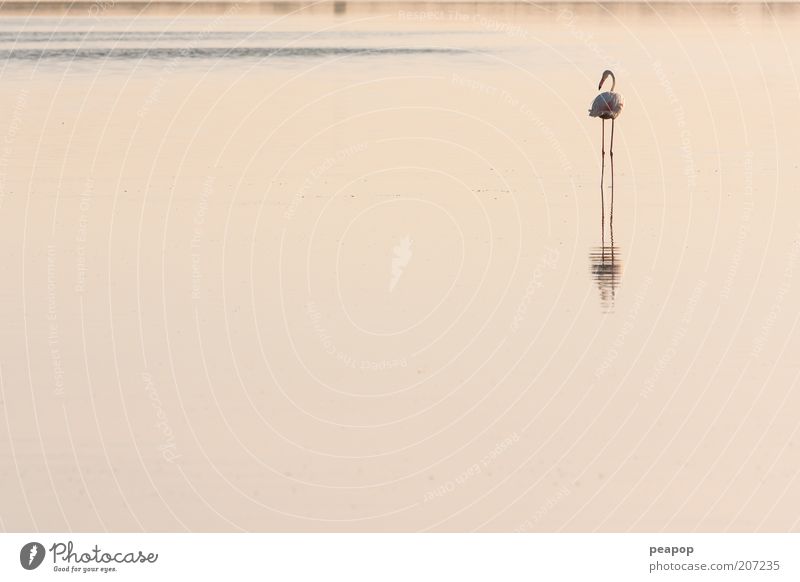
389, 235, 413, 292
20, 542, 46, 570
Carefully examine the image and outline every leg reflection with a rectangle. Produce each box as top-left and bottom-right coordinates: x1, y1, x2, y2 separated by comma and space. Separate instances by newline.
590, 144, 622, 313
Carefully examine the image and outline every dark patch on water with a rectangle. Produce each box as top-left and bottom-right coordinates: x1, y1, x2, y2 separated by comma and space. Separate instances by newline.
0, 29, 482, 42
0, 45, 464, 61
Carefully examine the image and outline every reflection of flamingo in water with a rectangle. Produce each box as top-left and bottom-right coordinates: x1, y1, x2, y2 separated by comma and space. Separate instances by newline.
589, 70, 624, 312
589, 70, 624, 225
589, 219, 621, 313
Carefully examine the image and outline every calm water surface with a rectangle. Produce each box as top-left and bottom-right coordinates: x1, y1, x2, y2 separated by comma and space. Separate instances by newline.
1, 3, 799, 532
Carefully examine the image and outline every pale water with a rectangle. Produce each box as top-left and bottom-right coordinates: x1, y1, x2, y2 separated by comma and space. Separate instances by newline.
1, 2, 799, 531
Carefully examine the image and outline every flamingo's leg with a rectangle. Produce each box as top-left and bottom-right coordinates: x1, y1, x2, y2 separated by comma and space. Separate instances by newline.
609, 118, 614, 159
610, 118, 615, 224
601, 119, 605, 231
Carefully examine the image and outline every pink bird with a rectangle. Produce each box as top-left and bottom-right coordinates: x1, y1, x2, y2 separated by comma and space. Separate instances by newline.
589, 70, 624, 219
589, 69, 624, 160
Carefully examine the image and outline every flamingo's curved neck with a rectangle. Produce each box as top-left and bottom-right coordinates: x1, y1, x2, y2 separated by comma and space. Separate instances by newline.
607, 72, 616, 91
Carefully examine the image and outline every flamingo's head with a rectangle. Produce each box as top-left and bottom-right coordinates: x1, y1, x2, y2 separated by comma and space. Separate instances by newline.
599, 69, 615, 90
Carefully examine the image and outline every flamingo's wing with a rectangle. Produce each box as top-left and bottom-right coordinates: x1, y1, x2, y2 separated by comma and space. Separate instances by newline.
589, 92, 624, 119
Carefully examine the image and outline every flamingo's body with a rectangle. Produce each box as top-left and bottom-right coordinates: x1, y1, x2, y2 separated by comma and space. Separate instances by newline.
588, 69, 624, 120
590, 70, 623, 225
589, 91, 624, 119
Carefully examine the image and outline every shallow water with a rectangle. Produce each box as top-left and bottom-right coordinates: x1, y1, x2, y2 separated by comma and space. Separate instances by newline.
1, 2, 799, 532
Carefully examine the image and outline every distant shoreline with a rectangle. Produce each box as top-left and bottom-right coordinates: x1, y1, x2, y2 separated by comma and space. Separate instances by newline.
3, 0, 800, 5
1, 0, 798, 17
2, 0, 798, 3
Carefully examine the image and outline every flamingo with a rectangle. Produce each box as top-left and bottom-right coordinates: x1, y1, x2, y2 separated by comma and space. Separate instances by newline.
589, 69, 624, 222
